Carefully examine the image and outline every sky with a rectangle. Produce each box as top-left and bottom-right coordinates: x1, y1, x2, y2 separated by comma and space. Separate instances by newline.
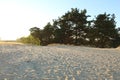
0, 0, 120, 40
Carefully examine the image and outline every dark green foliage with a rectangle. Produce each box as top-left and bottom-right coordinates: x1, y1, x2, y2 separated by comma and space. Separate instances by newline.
26, 8, 119, 48
29, 27, 45, 45
29, 23, 54, 45
29, 27, 41, 38
93, 13, 118, 48
53, 8, 90, 45
42, 23, 54, 45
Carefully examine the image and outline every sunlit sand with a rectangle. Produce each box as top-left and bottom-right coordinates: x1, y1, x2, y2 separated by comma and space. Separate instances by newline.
0, 45, 120, 79
0, 41, 23, 45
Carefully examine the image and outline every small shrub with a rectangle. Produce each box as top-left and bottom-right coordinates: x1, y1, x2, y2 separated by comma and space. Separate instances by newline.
17, 35, 40, 45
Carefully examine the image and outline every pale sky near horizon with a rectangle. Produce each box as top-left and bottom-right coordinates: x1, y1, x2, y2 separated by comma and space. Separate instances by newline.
0, 0, 120, 40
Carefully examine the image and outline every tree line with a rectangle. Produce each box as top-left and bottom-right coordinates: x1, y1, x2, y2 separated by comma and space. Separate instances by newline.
18, 8, 120, 48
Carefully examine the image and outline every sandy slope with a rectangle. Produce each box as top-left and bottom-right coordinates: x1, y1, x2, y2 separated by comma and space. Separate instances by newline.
116, 46, 120, 50
0, 41, 23, 45
0, 45, 120, 80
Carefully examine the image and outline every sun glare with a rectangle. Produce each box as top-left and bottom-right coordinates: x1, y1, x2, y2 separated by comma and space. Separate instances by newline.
0, 1, 52, 40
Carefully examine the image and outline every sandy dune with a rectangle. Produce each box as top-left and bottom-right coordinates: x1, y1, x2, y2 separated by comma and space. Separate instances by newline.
0, 45, 120, 80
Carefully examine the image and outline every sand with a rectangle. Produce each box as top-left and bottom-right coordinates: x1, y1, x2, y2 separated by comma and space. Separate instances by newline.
0, 44, 120, 80
0, 41, 23, 45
